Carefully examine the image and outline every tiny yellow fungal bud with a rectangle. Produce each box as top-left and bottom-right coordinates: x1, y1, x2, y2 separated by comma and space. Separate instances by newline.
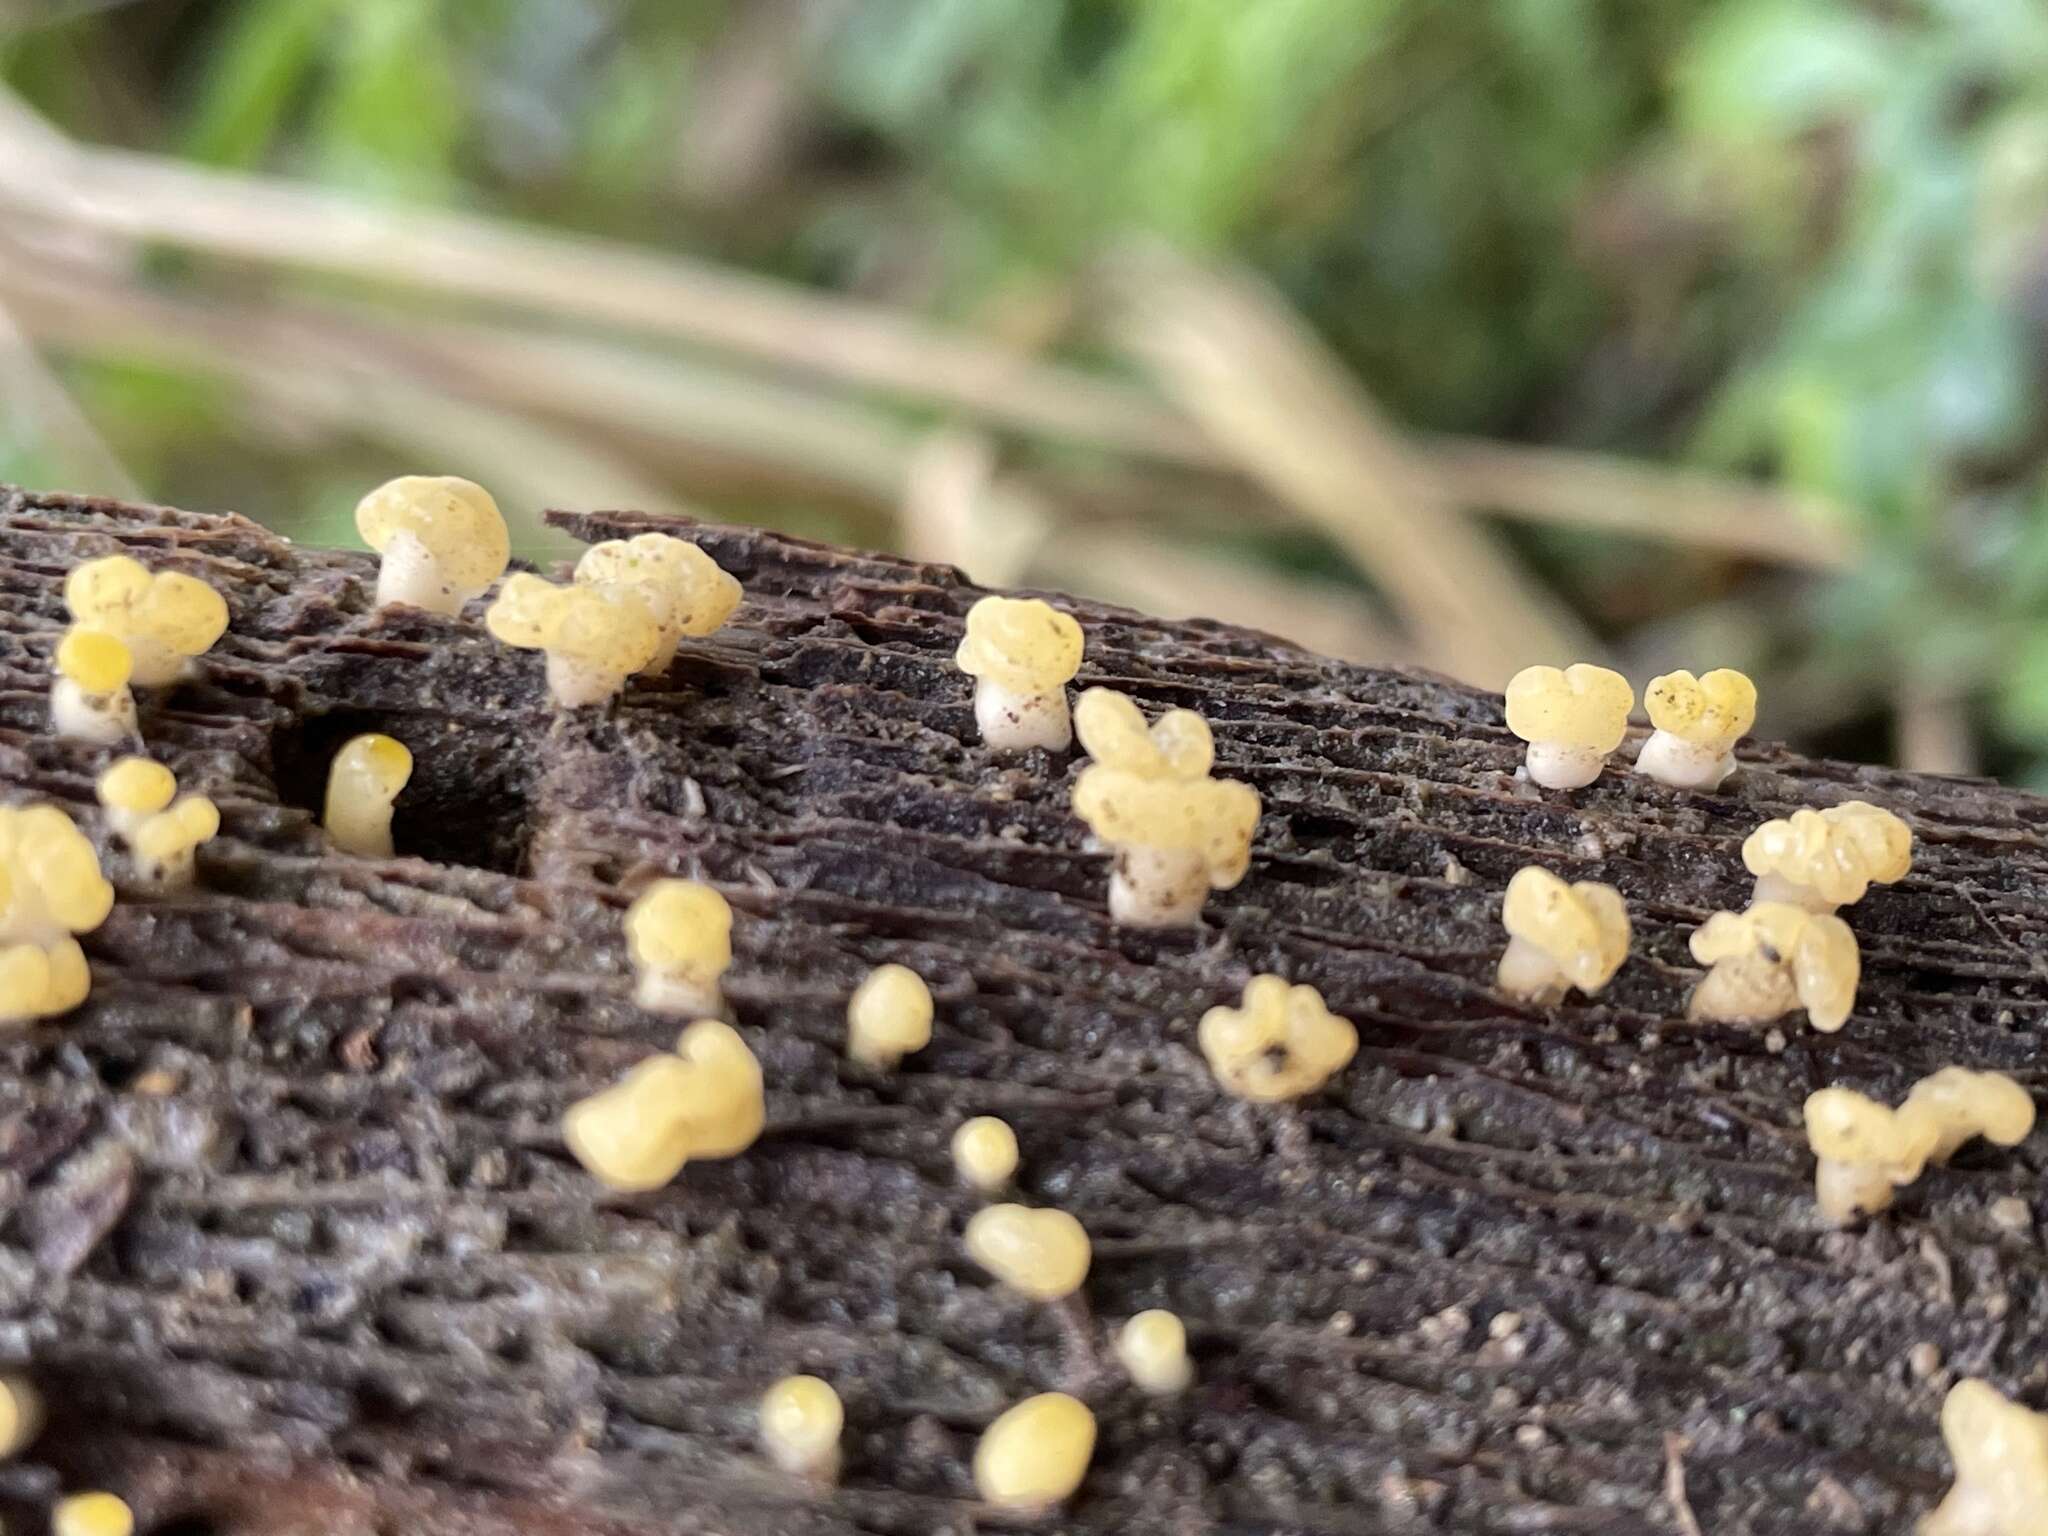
486, 573, 661, 708
131, 795, 220, 889
847, 962, 933, 1069
1198, 974, 1358, 1102
952, 1116, 1020, 1192
954, 595, 1086, 752
0, 1374, 42, 1457
1502, 664, 1634, 790
1071, 688, 1261, 927
354, 475, 511, 616
0, 805, 112, 1025
95, 756, 176, 845
1688, 902, 1859, 1033
65, 554, 229, 685
1903, 1067, 2036, 1165
974, 1392, 1097, 1511
574, 533, 743, 676
759, 1374, 844, 1481
1805, 1086, 1941, 1226
965, 1203, 1091, 1300
623, 879, 732, 1017
1496, 867, 1631, 1003
52, 1491, 134, 1536
1923, 1379, 2048, 1536
1116, 1309, 1193, 1396
50, 627, 137, 746
561, 1019, 763, 1191
323, 733, 413, 858
1637, 668, 1757, 791
1743, 800, 1913, 911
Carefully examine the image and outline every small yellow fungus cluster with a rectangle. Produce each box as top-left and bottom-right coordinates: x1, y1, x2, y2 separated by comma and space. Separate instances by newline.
0, 805, 113, 1025
354, 476, 510, 616
1923, 1379, 2048, 1536
50, 628, 137, 746
759, 1374, 844, 1482
1906, 1067, 2037, 1165
1116, 1309, 1193, 1396
1743, 800, 1913, 911
1071, 688, 1261, 928
94, 757, 174, 844
952, 1116, 1020, 1192
65, 553, 230, 686
954, 595, 1086, 752
847, 962, 933, 1069
1503, 664, 1634, 789
974, 1392, 1097, 1511
623, 879, 732, 1017
965, 1203, 1091, 1301
1803, 1068, 2033, 1226
562, 1019, 764, 1192
52, 1491, 134, 1536
323, 734, 413, 859
1495, 867, 1631, 1003
487, 573, 661, 709
1198, 974, 1358, 1102
0, 1375, 41, 1457
575, 532, 743, 677
98, 757, 218, 888
1688, 902, 1859, 1033
1636, 668, 1757, 791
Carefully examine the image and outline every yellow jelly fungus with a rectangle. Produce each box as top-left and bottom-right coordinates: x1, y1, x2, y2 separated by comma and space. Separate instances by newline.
561, 1019, 764, 1191
847, 962, 934, 1069
974, 1392, 1097, 1511
1688, 902, 1859, 1033
1496, 867, 1631, 1003
623, 879, 732, 1016
0, 805, 113, 1025
486, 573, 661, 709
131, 795, 220, 889
965, 1203, 1091, 1301
954, 595, 1087, 752
1923, 1379, 2048, 1536
1071, 688, 1261, 928
951, 1116, 1020, 1192
1804, 1086, 1941, 1226
50, 627, 138, 746
1904, 1067, 2036, 1166
323, 734, 413, 859
1502, 664, 1634, 790
1116, 1309, 1193, 1396
1742, 800, 1913, 911
52, 1491, 134, 1536
759, 1374, 844, 1481
1198, 974, 1358, 1103
354, 475, 510, 616
574, 533, 743, 676
95, 757, 176, 845
65, 554, 229, 686
0, 1375, 41, 1458
1637, 668, 1757, 791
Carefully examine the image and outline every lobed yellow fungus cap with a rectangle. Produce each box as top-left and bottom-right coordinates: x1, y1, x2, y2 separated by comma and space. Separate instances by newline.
354, 476, 510, 591
54, 628, 132, 693
1741, 801, 1913, 907
955, 596, 1085, 695
965, 1203, 1091, 1300
1071, 691, 1259, 884
332, 734, 413, 799
1644, 669, 1757, 748
623, 880, 732, 979
1500, 867, 1631, 994
575, 533, 742, 638
1503, 664, 1634, 753
1690, 902, 1859, 1032
847, 962, 933, 1068
0, 1374, 40, 1458
1074, 688, 1211, 778
52, 1491, 134, 1536
1198, 974, 1358, 1103
1116, 1309, 1193, 1395
1804, 1087, 1940, 1180
1904, 1067, 2036, 1154
1930, 1379, 2048, 1536
66, 555, 228, 662
759, 1374, 843, 1475
952, 1116, 1020, 1191
96, 757, 175, 817
669, 1019, 766, 1159
486, 574, 660, 673
974, 1392, 1097, 1510
0, 806, 115, 934
134, 796, 221, 864
560, 1021, 763, 1191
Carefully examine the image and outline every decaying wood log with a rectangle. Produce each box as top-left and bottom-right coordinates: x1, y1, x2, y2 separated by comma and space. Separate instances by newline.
0, 483, 2043, 1535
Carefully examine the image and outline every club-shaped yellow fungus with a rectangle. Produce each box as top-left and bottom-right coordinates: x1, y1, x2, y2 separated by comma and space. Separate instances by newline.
1903, 1067, 2036, 1166
1688, 902, 1859, 1033
759, 1374, 844, 1482
1070, 688, 1261, 928
1495, 867, 1631, 1003
1636, 669, 1757, 792
129, 794, 220, 890
1804, 1086, 1942, 1226
94, 757, 175, 845
1742, 800, 1913, 911
974, 1392, 1097, 1511
52, 1491, 134, 1536
1116, 1309, 1193, 1396
323, 734, 413, 858
486, 573, 661, 709
623, 879, 732, 1017
0, 805, 113, 1025
965, 1203, 1091, 1301
0, 1375, 42, 1457
354, 475, 510, 616
847, 962, 933, 1069
562, 1019, 764, 1191
1502, 664, 1634, 790
1198, 974, 1358, 1102
64, 554, 229, 687
50, 628, 137, 746
1922, 1379, 2048, 1536
954, 595, 1086, 752
574, 532, 743, 677
951, 1116, 1020, 1192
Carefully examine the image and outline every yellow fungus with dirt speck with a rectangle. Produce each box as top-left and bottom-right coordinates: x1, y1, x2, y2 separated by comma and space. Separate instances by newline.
354, 476, 509, 616
1689, 902, 1859, 1033
1496, 867, 1630, 1003
955, 595, 1085, 752
65, 553, 228, 686
1199, 975, 1357, 1102
51, 627, 137, 746
1637, 668, 1756, 791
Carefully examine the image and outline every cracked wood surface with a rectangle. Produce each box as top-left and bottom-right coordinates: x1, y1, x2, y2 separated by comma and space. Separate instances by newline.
0, 483, 2043, 1535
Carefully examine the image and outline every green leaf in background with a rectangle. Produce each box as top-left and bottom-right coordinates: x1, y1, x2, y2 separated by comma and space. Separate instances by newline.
180, 0, 334, 168
307, 0, 461, 199
1675, 0, 1895, 148
1998, 623, 2048, 744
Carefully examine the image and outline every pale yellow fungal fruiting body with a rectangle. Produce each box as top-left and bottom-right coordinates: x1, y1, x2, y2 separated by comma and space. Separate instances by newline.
130, 795, 220, 889
52, 1491, 135, 1536
1688, 902, 1859, 1033
1071, 688, 1261, 928
1637, 669, 1757, 791
759, 1374, 844, 1482
50, 627, 138, 746
1502, 664, 1634, 789
965, 1203, 1091, 1301
0, 1375, 42, 1458
974, 1392, 1097, 1511
65, 554, 230, 686
1495, 867, 1631, 1003
561, 1019, 764, 1191
486, 573, 661, 708
623, 879, 732, 1017
1116, 1309, 1193, 1396
575, 533, 743, 676
0, 805, 113, 1025
1922, 1379, 2048, 1536
954, 596, 1086, 752
1743, 800, 1913, 911
354, 476, 510, 616
95, 756, 176, 845
847, 963, 933, 1069
1904, 1067, 2036, 1166
952, 1116, 1020, 1192
1804, 1086, 1941, 1226
324, 734, 413, 858
1198, 975, 1358, 1103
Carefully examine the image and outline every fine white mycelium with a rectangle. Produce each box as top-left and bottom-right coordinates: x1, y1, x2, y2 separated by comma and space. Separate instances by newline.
0, 805, 114, 1026
965, 1203, 1091, 1301
1635, 668, 1757, 791
759, 1374, 844, 1483
954, 595, 1086, 752
50, 628, 138, 746
1922, 1378, 2048, 1536
1495, 866, 1631, 1003
1742, 800, 1913, 911
1116, 1309, 1194, 1396
52, 1491, 134, 1536
974, 1393, 1097, 1511
1502, 664, 1634, 790
1198, 975, 1357, 1102
623, 879, 732, 1017
952, 1116, 1020, 1192
323, 734, 413, 858
575, 532, 743, 677
1803, 1069, 2032, 1227
354, 476, 511, 616
1688, 902, 1859, 1033
64, 554, 229, 687
561, 1019, 765, 1192
486, 573, 661, 709
846, 962, 933, 1069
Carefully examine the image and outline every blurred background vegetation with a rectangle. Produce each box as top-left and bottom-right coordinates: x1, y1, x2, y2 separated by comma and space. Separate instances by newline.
3, 0, 2047, 784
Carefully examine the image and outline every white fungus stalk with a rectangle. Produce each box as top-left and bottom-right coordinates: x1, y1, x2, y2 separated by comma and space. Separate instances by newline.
50, 628, 138, 746
1502, 664, 1634, 790
954, 595, 1086, 752
354, 476, 511, 616
1636, 668, 1757, 791
324, 734, 413, 858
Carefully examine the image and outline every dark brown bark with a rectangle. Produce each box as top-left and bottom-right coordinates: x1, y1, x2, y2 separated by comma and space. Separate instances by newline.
0, 483, 2043, 1535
